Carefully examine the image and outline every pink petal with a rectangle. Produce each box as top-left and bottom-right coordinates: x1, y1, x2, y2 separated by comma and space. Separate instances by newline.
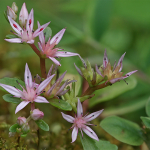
54, 51, 78, 57
33, 22, 50, 38
123, 70, 138, 79
109, 77, 123, 84
27, 40, 34, 44
74, 63, 83, 77
19, 3, 28, 26
49, 57, 61, 66
77, 99, 83, 117
8, 16, 22, 35
37, 21, 45, 45
7, 6, 17, 20
0, 84, 23, 98
47, 64, 53, 77
116, 52, 126, 72
84, 109, 104, 122
95, 65, 103, 77
15, 101, 29, 114
36, 74, 55, 93
71, 127, 78, 143
83, 126, 99, 141
38, 42, 44, 52
5, 38, 22, 43
24, 63, 33, 88
61, 112, 75, 123
103, 49, 108, 68
50, 28, 66, 45
34, 96, 49, 103
26, 9, 34, 31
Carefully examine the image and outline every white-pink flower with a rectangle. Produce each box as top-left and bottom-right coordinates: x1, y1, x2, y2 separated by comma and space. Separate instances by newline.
5, 3, 50, 44
38, 22, 80, 66
0, 63, 55, 114
61, 99, 103, 143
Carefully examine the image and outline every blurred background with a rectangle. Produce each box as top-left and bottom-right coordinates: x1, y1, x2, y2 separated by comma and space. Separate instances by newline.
0, 0, 150, 149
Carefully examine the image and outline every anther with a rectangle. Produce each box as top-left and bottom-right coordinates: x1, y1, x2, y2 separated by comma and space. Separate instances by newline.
40, 28, 44, 31
32, 30, 34, 33
13, 24, 17, 28
34, 76, 36, 78
27, 76, 29, 79
29, 19, 32, 25
16, 80, 19, 83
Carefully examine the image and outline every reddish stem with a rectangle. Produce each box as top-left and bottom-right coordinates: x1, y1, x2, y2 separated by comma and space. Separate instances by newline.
40, 58, 47, 78
29, 44, 41, 57
31, 102, 35, 111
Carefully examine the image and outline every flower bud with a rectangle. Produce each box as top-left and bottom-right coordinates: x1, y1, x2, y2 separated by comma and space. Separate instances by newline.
21, 123, 30, 133
12, 2, 18, 13
19, 3, 28, 28
7, 6, 17, 20
31, 109, 44, 121
17, 117, 26, 126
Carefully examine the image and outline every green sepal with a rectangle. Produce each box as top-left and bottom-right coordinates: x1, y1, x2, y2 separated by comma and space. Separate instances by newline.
6, 34, 18, 39
35, 119, 49, 131
9, 124, 20, 132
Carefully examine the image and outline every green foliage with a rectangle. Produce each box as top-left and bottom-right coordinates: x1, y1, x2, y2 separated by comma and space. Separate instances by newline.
141, 117, 150, 128
146, 97, 150, 117
49, 99, 72, 111
35, 119, 49, 131
6, 34, 18, 39
44, 27, 52, 43
100, 116, 144, 146
9, 124, 20, 132
80, 133, 118, 150
89, 76, 137, 107
3, 94, 21, 104
0, 77, 25, 92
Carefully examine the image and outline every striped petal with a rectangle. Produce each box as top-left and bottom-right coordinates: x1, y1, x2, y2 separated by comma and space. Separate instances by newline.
5, 38, 22, 43
49, 57, 61, 66
15, 101, 29, 114
71, 127, 78, 143
34, 96, 49, 103
24, 63, 32, 88
61, 112, 75, 123
77, 99, 83, 117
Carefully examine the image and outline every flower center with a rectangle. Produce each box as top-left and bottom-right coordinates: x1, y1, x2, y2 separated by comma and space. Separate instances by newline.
74, 117, 86, 128
21, 30, 33, 42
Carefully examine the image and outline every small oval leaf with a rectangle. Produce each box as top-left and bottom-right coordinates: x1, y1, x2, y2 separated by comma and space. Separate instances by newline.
3, 94, 21, 104
141, 117, 150, 128
9, 124, 20, 132
6, 34, 18, 39
44, 27, 52, 43
35, 119, 49, 131
100, 116, 144, 146
49, 99, 72, 111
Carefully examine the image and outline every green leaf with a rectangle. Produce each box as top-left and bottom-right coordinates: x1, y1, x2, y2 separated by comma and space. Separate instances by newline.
21, 134, 27, 137
89, 76, 137, 107
146, 97, 150, 117
141, 117, 150, 128
95, 140, 118, 150
49, 99, 72, 111
35, 119, 49, 131
91, 0, 112, 41
80, 133, 118, 150
100, 116, 144, 146
44, 27, 52, 43
0, 77, 25, 92
3, 94, 21, 104
6, 34, 18, 39
9, 124, 20, 132
80, 133, 98, 150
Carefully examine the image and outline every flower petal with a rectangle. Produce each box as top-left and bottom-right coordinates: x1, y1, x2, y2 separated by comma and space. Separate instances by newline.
8, 16, 22, 35
5, 38, 22, 43
54, 51, 79, 57
15, 101, 29, 114
71, 127, 78, 143
0, 84, 23, 97
49, 57, 61, 66
50, 28, 66, 45
37, 21, 45, 45
74, 63, 83, 77
26, 9, 34, 31
27, 40, 34, 44
61, 112, 75, 123
33, 22, 50, 38
7, 6, 17, 20
34, 96, 49, 103
95, 64, 103, 77
103, 49, 108, 68
84, 109, 104, 122
116, 52, 126, 72
83, 126, 99, 141
77, 99, 83, 117
24, 63, 32, 88
36, 74, 55, 93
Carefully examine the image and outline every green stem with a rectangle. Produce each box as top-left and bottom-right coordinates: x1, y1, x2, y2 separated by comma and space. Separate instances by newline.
40, 58, 47, 78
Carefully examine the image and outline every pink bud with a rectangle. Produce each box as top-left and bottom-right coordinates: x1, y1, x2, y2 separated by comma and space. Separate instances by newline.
19, 3, 28, 27
17, 117, 26, 126
7, 6, 17, 20
31, 109, 44, 121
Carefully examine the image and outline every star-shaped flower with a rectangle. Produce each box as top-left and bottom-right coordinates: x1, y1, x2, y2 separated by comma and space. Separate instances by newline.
5, 3, 50, 44
0, 63, 55, 114
38, 22, 80, 66
61, 99, 103, 142
96, 50, 137, 84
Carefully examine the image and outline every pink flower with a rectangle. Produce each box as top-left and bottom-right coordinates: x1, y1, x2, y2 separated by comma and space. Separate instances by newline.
96, 50, 137, 84
17, 117, 26, 126
5, 3, 50, 44
38, 22, 80, 66
0, 63, 55, 114
31, 109, 44, 120
61, 99, 103, 143
7, 6, 17, 20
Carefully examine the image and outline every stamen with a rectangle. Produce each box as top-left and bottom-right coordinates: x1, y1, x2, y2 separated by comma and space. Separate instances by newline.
123, 79, 128, 85
40, 28, 44, 32
29, 19, 32, 25
13, 24, 17, 28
